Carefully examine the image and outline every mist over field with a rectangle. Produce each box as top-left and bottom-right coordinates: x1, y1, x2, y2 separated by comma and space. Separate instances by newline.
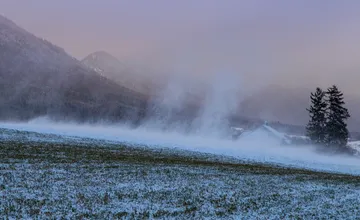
1, 4, 360, 175
2, 113, 360, 176
2, 1, 360, 218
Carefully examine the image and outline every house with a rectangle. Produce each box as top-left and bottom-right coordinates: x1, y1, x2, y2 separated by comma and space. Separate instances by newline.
235, 122, 292, 145
284, 134, 311, 145
230, 126, 245, 140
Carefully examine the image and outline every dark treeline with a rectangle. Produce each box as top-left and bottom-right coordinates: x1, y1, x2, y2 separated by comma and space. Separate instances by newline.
306, 85, 352, 152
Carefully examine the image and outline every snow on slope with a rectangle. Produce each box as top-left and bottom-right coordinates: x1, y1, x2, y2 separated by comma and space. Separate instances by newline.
349, 141, 360, 154
1, 119, 360, 175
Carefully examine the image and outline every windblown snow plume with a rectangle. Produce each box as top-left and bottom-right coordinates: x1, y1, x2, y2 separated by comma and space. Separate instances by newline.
143, 70, 242, 137
2, 66, 360, 175
1, 115, 360, 175
195, 71, 242, 137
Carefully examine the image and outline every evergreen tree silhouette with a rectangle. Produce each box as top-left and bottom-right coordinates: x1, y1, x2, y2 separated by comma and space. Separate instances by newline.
306, 88, 327, 145
325, 85, 350, 147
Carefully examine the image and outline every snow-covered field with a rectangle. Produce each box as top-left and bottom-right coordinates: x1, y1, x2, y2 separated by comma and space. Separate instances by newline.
1, 120, 360, 175
2, 121, 360, 218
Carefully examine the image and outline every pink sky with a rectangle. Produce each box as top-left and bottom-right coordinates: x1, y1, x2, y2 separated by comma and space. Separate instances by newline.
1, 0, 360, 93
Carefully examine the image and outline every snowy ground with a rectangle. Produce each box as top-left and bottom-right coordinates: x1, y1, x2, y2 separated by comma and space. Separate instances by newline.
2, 126, 360, 218
1, 120, 360, 175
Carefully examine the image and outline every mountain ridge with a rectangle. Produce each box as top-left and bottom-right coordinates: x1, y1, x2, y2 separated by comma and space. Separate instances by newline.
0, 15, 147, 123
81, 51, 153, 95
1, 14, 360, 132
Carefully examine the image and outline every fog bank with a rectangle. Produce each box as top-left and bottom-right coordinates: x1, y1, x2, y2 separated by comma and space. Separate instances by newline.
1, 117, 360, 175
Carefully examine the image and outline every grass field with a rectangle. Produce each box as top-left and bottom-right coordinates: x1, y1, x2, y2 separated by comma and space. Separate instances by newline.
1, 128, 360, 219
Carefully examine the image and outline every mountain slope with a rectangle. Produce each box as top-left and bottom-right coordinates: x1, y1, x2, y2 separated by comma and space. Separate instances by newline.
82, 51, 128, 77
0, 15, 147, 122
81, 51, 152, 94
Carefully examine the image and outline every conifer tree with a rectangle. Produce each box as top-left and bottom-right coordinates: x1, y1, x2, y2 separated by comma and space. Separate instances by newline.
306, 87, 327, 145
325, 85, 350, 147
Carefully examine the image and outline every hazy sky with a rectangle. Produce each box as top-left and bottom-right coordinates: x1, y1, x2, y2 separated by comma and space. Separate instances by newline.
1, 0, 360, 93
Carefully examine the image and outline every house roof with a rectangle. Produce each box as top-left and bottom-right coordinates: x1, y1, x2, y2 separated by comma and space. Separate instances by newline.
239, 123, 292, 145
